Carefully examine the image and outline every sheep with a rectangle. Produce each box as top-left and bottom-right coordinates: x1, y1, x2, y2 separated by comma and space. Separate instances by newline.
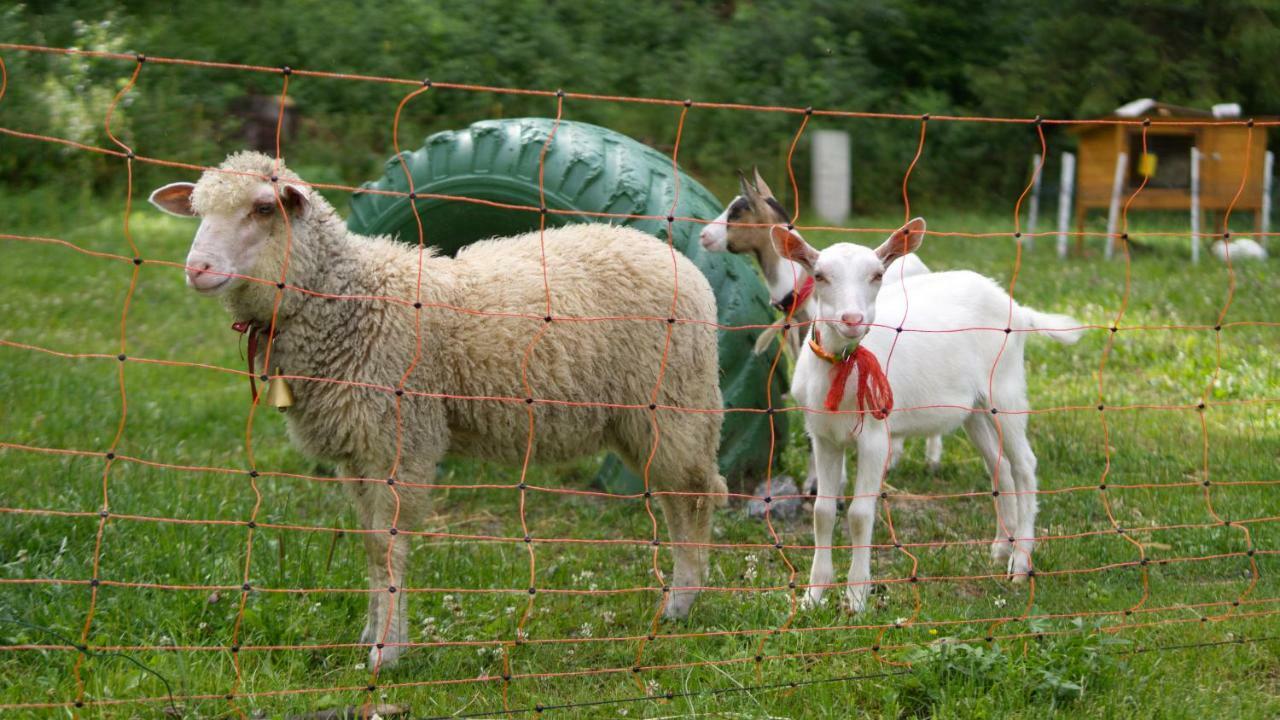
1210, 237, 1269, 262
698, 170, 943, 473
769, 220, 1082, 613
149, 151, 727, 667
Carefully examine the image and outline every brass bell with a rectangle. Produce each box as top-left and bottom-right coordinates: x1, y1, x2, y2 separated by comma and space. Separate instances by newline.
266, 367, 294, 411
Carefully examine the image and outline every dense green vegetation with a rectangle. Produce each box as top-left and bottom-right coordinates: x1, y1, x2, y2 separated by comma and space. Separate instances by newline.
4, 1, 1280, 209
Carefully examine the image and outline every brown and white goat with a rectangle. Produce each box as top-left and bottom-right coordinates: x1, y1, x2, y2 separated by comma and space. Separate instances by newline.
699, 170, 942, 472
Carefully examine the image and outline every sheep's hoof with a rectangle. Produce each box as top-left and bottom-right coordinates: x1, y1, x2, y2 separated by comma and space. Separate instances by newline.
662, 592, 696, 621
368, 643, 404, 669
800, 589, 825, 611
840, 585, 870, 614
926, 461, 941, 474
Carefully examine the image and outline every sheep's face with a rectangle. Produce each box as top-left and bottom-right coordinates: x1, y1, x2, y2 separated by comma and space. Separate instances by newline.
149, 180, 308, 295
770, 219, 925, 341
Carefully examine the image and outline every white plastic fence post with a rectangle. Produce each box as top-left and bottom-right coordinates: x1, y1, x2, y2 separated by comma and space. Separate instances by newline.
1190, 146, 1201, 264
1104, 151, 1128, 260
1056, 152, 1075, 259
1025, 153, 1042, 251
1262, 150, 1273, 249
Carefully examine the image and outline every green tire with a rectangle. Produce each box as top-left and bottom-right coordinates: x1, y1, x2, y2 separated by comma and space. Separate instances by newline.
348, 118, 785, 492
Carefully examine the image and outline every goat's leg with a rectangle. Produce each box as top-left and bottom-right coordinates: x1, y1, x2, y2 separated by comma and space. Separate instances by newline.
887, 435, 905, 470
802, 436, 846, 609
844, 427, 888, 614
924, 434, 943, 472
997, 413, 1039, 582
962, 414, 1019, 563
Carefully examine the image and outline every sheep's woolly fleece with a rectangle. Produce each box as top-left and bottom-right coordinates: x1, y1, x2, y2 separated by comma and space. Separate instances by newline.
195, 151, 725, 491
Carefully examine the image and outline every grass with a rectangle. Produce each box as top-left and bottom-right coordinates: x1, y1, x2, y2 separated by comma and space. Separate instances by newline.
1, 185, 1278, 719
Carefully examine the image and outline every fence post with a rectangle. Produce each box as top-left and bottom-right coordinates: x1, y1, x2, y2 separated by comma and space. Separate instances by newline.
1262, 150, 1273, 249
1025, 153, 1042, 250
1104, 151, 1128, 260
1190, 146, 1201, 264
1057, 152, 1075, 259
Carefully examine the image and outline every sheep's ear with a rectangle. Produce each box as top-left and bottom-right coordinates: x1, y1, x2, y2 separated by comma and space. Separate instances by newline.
875, 217, 926, 265
770, 225, 818, 271
281, 183, 311, 219
148, 182, 197, 217
752, 167, 776, 200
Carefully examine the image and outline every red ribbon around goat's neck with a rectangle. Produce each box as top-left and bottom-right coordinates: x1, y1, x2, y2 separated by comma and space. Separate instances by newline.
232, 320, 266, 402
807, 328, 893, 418
782, 275, 815, 321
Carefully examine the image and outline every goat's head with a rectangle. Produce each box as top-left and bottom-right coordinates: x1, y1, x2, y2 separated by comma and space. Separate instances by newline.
699, 167, 790, 255
701, 168, 812, 305
770, 218, 926, 340
148, 152, 313, 296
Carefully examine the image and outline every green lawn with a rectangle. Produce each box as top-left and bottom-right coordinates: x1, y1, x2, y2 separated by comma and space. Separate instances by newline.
1, 187, 1277, 718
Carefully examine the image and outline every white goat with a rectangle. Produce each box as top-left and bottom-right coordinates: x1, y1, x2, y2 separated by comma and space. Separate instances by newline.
150, 152, 727, 667
699, 170, 942, 472
770, 220, 1082, 612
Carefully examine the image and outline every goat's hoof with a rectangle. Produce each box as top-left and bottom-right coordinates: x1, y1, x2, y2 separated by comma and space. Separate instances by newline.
1007, 554, 1032, 583
990, 539, 1014, 562
840, 586, 870, 614
800, 589, 825, 610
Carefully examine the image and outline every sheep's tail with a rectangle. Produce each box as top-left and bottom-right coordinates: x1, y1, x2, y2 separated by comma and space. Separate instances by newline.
753, 324, 782, 356
1018, 305, 1085, 345
710, 473, 730, 508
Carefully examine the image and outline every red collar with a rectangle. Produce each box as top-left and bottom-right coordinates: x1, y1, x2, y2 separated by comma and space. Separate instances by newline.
231, 321, 275, 402
808, 327, 893, 418
775, 275, 815, 320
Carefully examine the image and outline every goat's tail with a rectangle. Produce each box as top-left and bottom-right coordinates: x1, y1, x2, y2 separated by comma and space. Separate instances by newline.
1018, 305, 1085, 345
753, 324, 783, 355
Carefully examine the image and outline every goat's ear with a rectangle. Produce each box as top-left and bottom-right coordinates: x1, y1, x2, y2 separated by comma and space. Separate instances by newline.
875, 217, 926, 265
148, 182, 197, 217
281, 183, 312, 219
770, 225, 818, 271
752, 167, 776, 200
737, 169, 757, 201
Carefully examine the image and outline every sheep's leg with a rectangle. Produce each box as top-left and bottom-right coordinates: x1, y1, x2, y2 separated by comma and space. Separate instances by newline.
924, 434, 943, 472
962, 414, 1019, 563
997, 413, 1039, 582
844, 427, 888, 614
802, 436, 846, 609
657, 489, 713, 621
352, 470, 431, 669
349, 481, 381, 646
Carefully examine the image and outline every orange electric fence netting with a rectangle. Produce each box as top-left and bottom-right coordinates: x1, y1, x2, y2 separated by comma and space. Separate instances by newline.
0, 43, 1277, 718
